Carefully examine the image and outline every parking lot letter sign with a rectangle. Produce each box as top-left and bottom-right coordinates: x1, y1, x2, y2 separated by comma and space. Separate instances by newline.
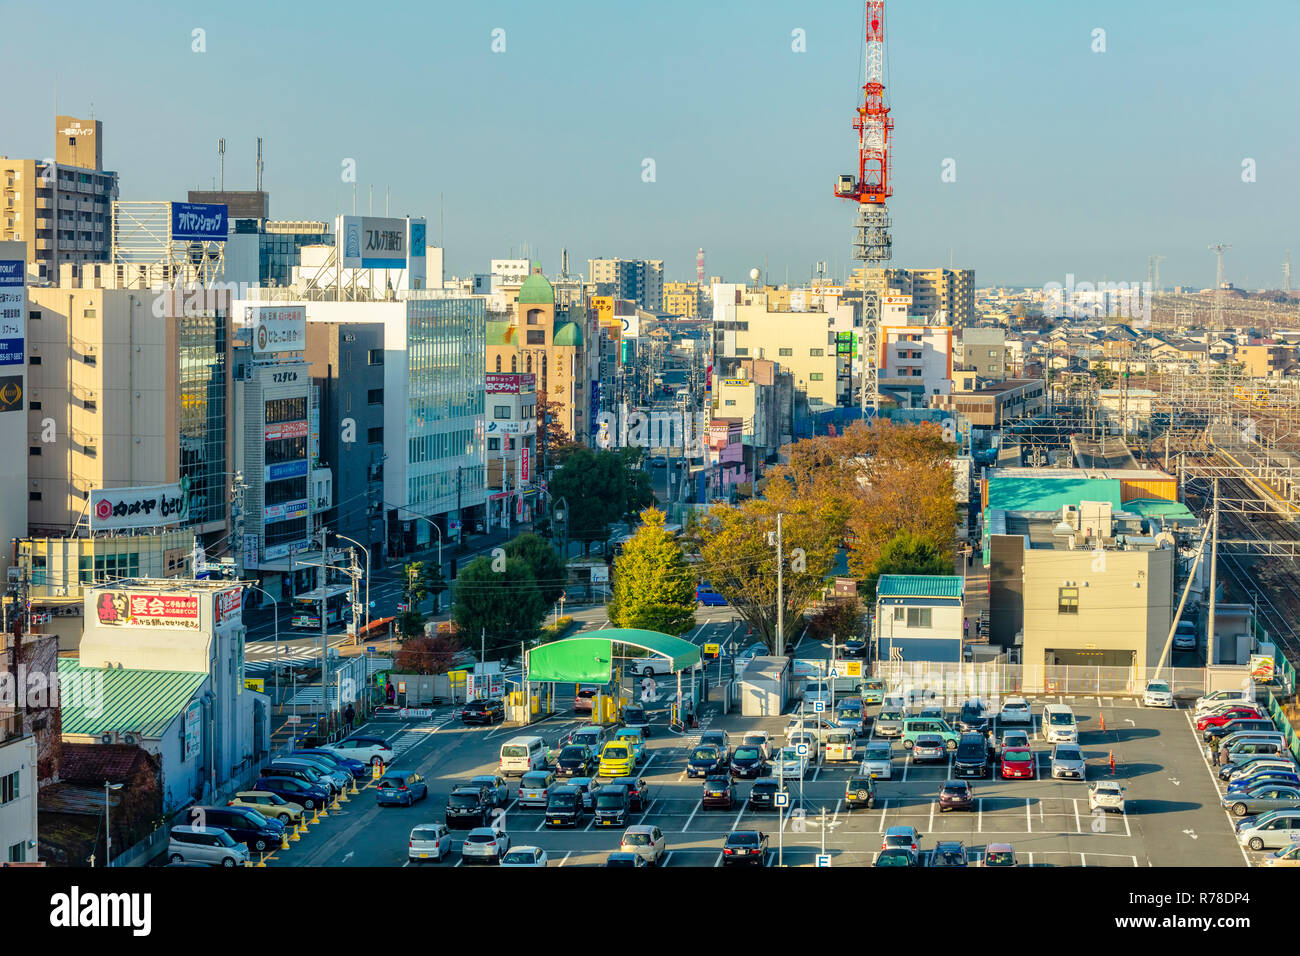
816, 854, 832, 868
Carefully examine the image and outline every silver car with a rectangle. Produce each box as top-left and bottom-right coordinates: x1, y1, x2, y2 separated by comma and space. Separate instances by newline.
408, 823, 453, 863
460, 825, 512, 864
1051, 744, 1087, 781
1237, 811, 1300, 852
874, 710, 905, 738
910, 734, 946, 764
470, 774, 511, 808
1222, 785, 1300, 818
861, 741, 894, 779
619, 824, 667, 865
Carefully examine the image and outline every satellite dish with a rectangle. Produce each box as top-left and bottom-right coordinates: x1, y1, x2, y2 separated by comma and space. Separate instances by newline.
749, 268, 761, 283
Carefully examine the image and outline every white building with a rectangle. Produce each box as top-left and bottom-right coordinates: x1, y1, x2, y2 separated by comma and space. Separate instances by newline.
0, 721, 38, 863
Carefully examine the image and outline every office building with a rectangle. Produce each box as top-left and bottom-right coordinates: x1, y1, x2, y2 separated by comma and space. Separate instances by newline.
0, 711, 39, 863
0, 116, 119, 281
958, 327, 1007, 379
484, 373, 538, 530
588, 258, 664, 311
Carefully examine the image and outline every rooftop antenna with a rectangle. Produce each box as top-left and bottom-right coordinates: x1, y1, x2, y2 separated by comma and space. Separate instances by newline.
255, 137, 263, 192
217, 137, 226, 191
1284, 249, 1292, 293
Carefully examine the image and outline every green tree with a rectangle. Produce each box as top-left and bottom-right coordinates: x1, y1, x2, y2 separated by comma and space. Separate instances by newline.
607, 508, 697, 636
505, 533, 566, 608
548, 446, 654, 552
452, 555, 546, 656
863, 531, 953, 603
1092, 361, 1116, 389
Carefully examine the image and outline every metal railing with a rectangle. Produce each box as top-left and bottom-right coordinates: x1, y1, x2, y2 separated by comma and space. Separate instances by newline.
872, 660, 1209, 701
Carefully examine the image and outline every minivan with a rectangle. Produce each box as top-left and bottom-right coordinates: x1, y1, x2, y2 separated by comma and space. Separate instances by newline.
499, 736, 547, 776
186, 806, 284, 853
276, 755, 349, 791
1041, 705, 1078, 744
545, 786, 586, 828
1205, 718, 1276, 746
900, 718, 959, 751
263, 760, 338, 797
168, 825, 250, 867
953, 733, 992, 778
1218, 734, 1287, 766
823, 729, 857, 762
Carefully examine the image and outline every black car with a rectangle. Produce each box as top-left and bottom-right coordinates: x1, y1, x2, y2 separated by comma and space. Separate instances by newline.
844, 775, 876, 811
748, 779, 785, 811
616, 777, 647, 811
593, 786, 632, 827
953, 733, 992, 779
1204, 719, 1275, 745
956, 701, 990, 735
555, 745, 593, 777
722, 830, 768, 866
840, 640, 868, 659
461, 698, 505, 725
702, 775, 735, 810
255, 775, 331, 812
729, 745, 767, 779
545, 786, 586, 828
188, 806, 284, 853
445, 787, 491, 829
688, 744, 728, 778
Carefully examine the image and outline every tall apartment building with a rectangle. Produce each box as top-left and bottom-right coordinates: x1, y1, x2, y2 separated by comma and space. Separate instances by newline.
25, 266, 233, 547
0, 116, 120, 280
857, 267, 975, 326
663, 281, 702, 317
588, 258, 664, 311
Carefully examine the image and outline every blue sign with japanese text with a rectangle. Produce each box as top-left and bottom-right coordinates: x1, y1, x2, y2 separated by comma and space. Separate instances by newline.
171, 202, 228, 242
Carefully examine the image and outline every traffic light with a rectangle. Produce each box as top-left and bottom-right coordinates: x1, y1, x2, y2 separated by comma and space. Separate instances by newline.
397, 603, 408, 612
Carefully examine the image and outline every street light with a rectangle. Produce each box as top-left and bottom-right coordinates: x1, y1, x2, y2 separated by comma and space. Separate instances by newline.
102, 781, 123, 867
385, 503, 442, 571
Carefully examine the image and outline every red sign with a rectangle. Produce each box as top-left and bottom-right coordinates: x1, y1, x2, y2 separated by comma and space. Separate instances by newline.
265, 420, 308, 441
215, 588, 243, 624
521, 447, 530, 481
486, 373, 536, 394
94, 591, 200, 628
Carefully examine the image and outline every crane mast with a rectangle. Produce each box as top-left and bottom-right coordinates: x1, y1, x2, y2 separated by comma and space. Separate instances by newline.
834, 0, 893, 414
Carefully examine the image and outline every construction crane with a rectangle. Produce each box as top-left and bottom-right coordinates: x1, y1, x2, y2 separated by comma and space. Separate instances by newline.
835, 0, 893, 415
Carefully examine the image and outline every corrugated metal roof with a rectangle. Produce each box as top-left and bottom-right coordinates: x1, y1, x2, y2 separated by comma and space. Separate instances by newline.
875, 574, 964, 599
58, 658, 206, 738
986, 474, 1123, 513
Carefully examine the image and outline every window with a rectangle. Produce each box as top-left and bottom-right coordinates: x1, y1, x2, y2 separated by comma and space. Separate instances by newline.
810, 348, 824, 357
735, 347, 750, 356
724, 400, 736, 406
28, 492, 40, 501
488, 437, 501, 451
367, 426, 383, 444
495, 355, 502, 372
368, 349, 383, 365
526, 330, 545, 345
809, 372, 823, 381
1, 770, 18, 805
494, 405, 511, 419
29, 401, 40, 410
29, 356, 40, 365
265, 397, 306, 424
778, 348, 792, 357
29, 446, 40, 456
367, 388, 384, 405
1058, 587, 1080, 614
6, 843, 21, 864
906, 608, 932, 628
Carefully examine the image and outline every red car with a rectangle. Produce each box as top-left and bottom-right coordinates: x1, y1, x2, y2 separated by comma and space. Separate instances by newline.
1196, 706, 1266, 733
1000, 746, 1035, 779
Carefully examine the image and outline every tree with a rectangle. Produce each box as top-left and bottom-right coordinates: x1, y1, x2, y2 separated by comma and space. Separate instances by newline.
1092, 361, 1116, 389
607, 508, 696, 636
505, 533, 566, 608
548, 446, 655, 551
452, 555, 547, 657
863, 531, 954, 603
393, 632, 461, 675
697, 495, 842, 649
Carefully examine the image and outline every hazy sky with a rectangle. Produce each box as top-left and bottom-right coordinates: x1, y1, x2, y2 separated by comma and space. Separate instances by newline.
3, 0, 1296, 289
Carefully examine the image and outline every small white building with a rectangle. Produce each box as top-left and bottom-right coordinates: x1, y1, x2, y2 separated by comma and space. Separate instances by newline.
739, 657, 791, 717
874, 574, 965, 663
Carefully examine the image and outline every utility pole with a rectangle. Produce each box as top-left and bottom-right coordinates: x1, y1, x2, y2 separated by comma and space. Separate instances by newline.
319, 526, 329, 728
1209, 243, 1230, 330
774, 512, 785, 656
1207, 479, 1219, 668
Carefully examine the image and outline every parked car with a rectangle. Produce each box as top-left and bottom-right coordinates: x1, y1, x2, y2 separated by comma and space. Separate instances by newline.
544, 785, 586, 828
1173, 619, 1198, 651
910, 734, 947, 764
278, 753, 351, 790
1236, 810, 1300, 852
468, 774, 510, 808
616, 776, 648, 811
322, 735, 393, 768
612, 728, 648, 765
573, 685, 601, 714
445, 787, 492, 829
783, 715, 839, 743
938, 780, 974, 812
998, 697, 1033, 725
1000, 729, 1031, 750
1261, 844, 1300, 867
1223, 784, 1300, 818
598, 741, 638, 779
928, 841, 969, 867
227, 790, 303, 824
1143, 680, 1175, 708
376, 770, 428, 807
688, 744, 728, 778
461, 825, 511, 864
787, 731, 820, 762
262, 759, 339, 798
1224, 757, 1299, 783
776, 747, 809, 780
875, 847, 919, 867
605, 852, 648, 867
568, 777, 600, 808
1194, 689, 1252, 714
834, 698, 868, 737
730, 745, 767, 778
702, 775, 735, 810
748, 778, 785, 811
859, 678, 886, 705
593, 785, 632, 827
844, 774, 877, 811
1197, 705, 1269, 733
517, 771, 554, 809
556, 745, 595, 778
699, 730, 732, 755
984, 843, 1018, 867
1000, 746, 1035, 780
500, 846, 548, 867
722, 830, 768, 866
186, 806, 283, 853
1227, 771, 1300, 793
461, 698, 505, 725
740, 731, 775, 761
254, 775, 330, 812
881, 826, 921, 852
167, 825, 250, 868
874, 709, 905, 738
953, 733, 992, 779
1088, 781, 1127, 813
1051, 744, 1087, 781
408, 823, 453, 863
619, 825, 667, 865
861, 741, 894, 779
292, 748, 365, 780
956, 699, 991, 734
839, 639, 868, 659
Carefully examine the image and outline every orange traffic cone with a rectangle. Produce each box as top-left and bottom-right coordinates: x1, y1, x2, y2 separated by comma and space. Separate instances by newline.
1099, 714, 1106, 733
1109, 750, 1116, 776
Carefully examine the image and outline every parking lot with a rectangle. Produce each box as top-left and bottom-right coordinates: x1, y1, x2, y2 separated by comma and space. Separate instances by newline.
258, 680, 1253, 868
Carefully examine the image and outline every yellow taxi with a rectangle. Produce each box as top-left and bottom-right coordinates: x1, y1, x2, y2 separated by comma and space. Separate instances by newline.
598, 740, 636, 778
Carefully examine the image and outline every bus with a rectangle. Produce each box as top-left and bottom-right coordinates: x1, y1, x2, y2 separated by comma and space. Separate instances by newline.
292, 585, 351, 630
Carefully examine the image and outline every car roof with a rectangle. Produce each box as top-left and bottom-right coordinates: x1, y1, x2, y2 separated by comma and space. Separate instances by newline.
466, 826, 499, 835
987, 843, 1014, 851
624, 824, 656, 834
1002, 697, 1029, 706
885, 825, 916, 834
345, 736, 386, 745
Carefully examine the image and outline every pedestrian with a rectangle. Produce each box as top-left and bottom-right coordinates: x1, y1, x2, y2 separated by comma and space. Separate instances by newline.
345, 703, 355, 729
963, 617, 970, 639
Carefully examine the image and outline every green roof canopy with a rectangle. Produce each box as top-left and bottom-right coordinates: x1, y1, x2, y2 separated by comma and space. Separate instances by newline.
876, 574, 964, 599
526, 629, 701, 683
517, 269, 555, 305
58, 658, 207, 738
552, 320, 583, 347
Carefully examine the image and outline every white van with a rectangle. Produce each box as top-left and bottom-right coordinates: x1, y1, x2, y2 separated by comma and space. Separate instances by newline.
168, 825, 250, 867
1041, 704, 1078, 744
823, 729, 857, 762
499, 736, 547, 776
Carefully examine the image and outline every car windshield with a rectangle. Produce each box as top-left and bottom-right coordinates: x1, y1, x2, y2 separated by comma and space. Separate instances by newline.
730, 833, 760, 846
1148, 683, 1171, 693
838, 702, 862, 714
1056, 748, 1081, 760
865, 681, 884, 691
465, 833, 497, 844
604, 747, 628, 759
693, 748, 720, 760
560, 747, 588, 759
547, 794, 577, 808
521, 774, 549, 788
743, 735, 766, 746
780, 749, 800, 760
735, 747, 761, 760
849, 778, 871, 790
623, 709, 645, 723
1049, 713, 1074, 726
878, 852, 910, 865
501, 746, 527, 758
879, 711, 902, 721
987, 850, 1014, 864
1004, 751, 1031, 762
501, 851, 533, 864
623, 832, 650, 846
917, 736, 942, 746
866, 746, 891, 759
595, 793, 625, 808
943, 784, 967, 794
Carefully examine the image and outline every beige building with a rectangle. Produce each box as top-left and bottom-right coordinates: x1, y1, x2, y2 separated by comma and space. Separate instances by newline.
26, 265, 233, 544
0, 116, 119, 281
1235, 343, 1293, 378
935, 377, 1045, 428
856, 267, 975, 326
663, 281, 702, 317
588, 258, 664, 311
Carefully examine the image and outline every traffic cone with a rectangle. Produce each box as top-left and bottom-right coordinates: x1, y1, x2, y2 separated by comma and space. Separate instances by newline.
1099, 714, 1105, 733
318, 803, 328, 820
338, 787, 350, 804
1109, 750, 1116, 776
256, 851, 266, 868
281, 830, 291, 850
350, 779, 360, 795
311, 808, 321, 825
289, 822, 302, 842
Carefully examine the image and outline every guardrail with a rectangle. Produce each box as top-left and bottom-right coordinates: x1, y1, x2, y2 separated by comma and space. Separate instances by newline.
1262, 689, 1300, 762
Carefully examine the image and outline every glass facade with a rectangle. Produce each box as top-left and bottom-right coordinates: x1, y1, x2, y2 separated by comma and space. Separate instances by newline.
178, 312, 228, 525
260, 228, 333, 288
405, 298, 485, 512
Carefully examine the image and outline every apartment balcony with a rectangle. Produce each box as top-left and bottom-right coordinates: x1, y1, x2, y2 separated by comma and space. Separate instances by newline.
36, 196, 52, 209
35, 239, 52, 250
35, 217, 51, 230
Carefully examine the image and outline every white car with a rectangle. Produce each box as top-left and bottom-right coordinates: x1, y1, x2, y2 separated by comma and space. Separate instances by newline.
860, 741, 894, 779
787, 731, 820, 762
998, 697, 1033, 725
1194, 690, 1252, 714
803, 680, 833, 708
408, 823, 453, 863
321, 735, 394, 768
1173, 620, 1198, 651
1088, 781, 1126, 813
460, 825, 511, 864
1143, 680, 1174, 708
1236, 811, 1300, 852
776, 747, 809, 779
784, 715, 839, 743
499, 846, 548, 867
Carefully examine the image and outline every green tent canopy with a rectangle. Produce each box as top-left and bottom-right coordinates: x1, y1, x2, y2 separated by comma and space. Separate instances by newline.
526, 629, 701, 684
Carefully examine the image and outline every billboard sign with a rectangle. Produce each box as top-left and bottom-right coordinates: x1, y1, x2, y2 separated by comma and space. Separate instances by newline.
621, 314, 640, 338
90, 483, 189, 531
171, 202, 228, 242
486, 373, 535, 394
340, 215, 408, 269
183, 700, 202, 760
265, 419, 308, 441
0, 256, 24, 366
264, 499, 309, 522
246, 305, 306, 354
215, 588, 243, 625
521, 447, 530, 482
265, 460, 308, 483
94, 591, 200, 628
0, 375, 22, 414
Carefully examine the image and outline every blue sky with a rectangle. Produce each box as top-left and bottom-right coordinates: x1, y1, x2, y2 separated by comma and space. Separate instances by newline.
3, 0, 1297, 289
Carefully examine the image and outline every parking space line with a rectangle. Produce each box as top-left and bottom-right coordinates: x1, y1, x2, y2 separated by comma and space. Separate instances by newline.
682, 800, 701, 833
534, 817, 547, 831
730, 802, 747, 831
1122, 809, 1131, 838
928, 798, 935, 833
878, 800, 889, 832
977, 798, 983, 832
1073, 798, 1082, 833
559, 851, 572, 867
1080, 852, 1087, 867
1026, 851, 1033, 866
662, 851, 674, 866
